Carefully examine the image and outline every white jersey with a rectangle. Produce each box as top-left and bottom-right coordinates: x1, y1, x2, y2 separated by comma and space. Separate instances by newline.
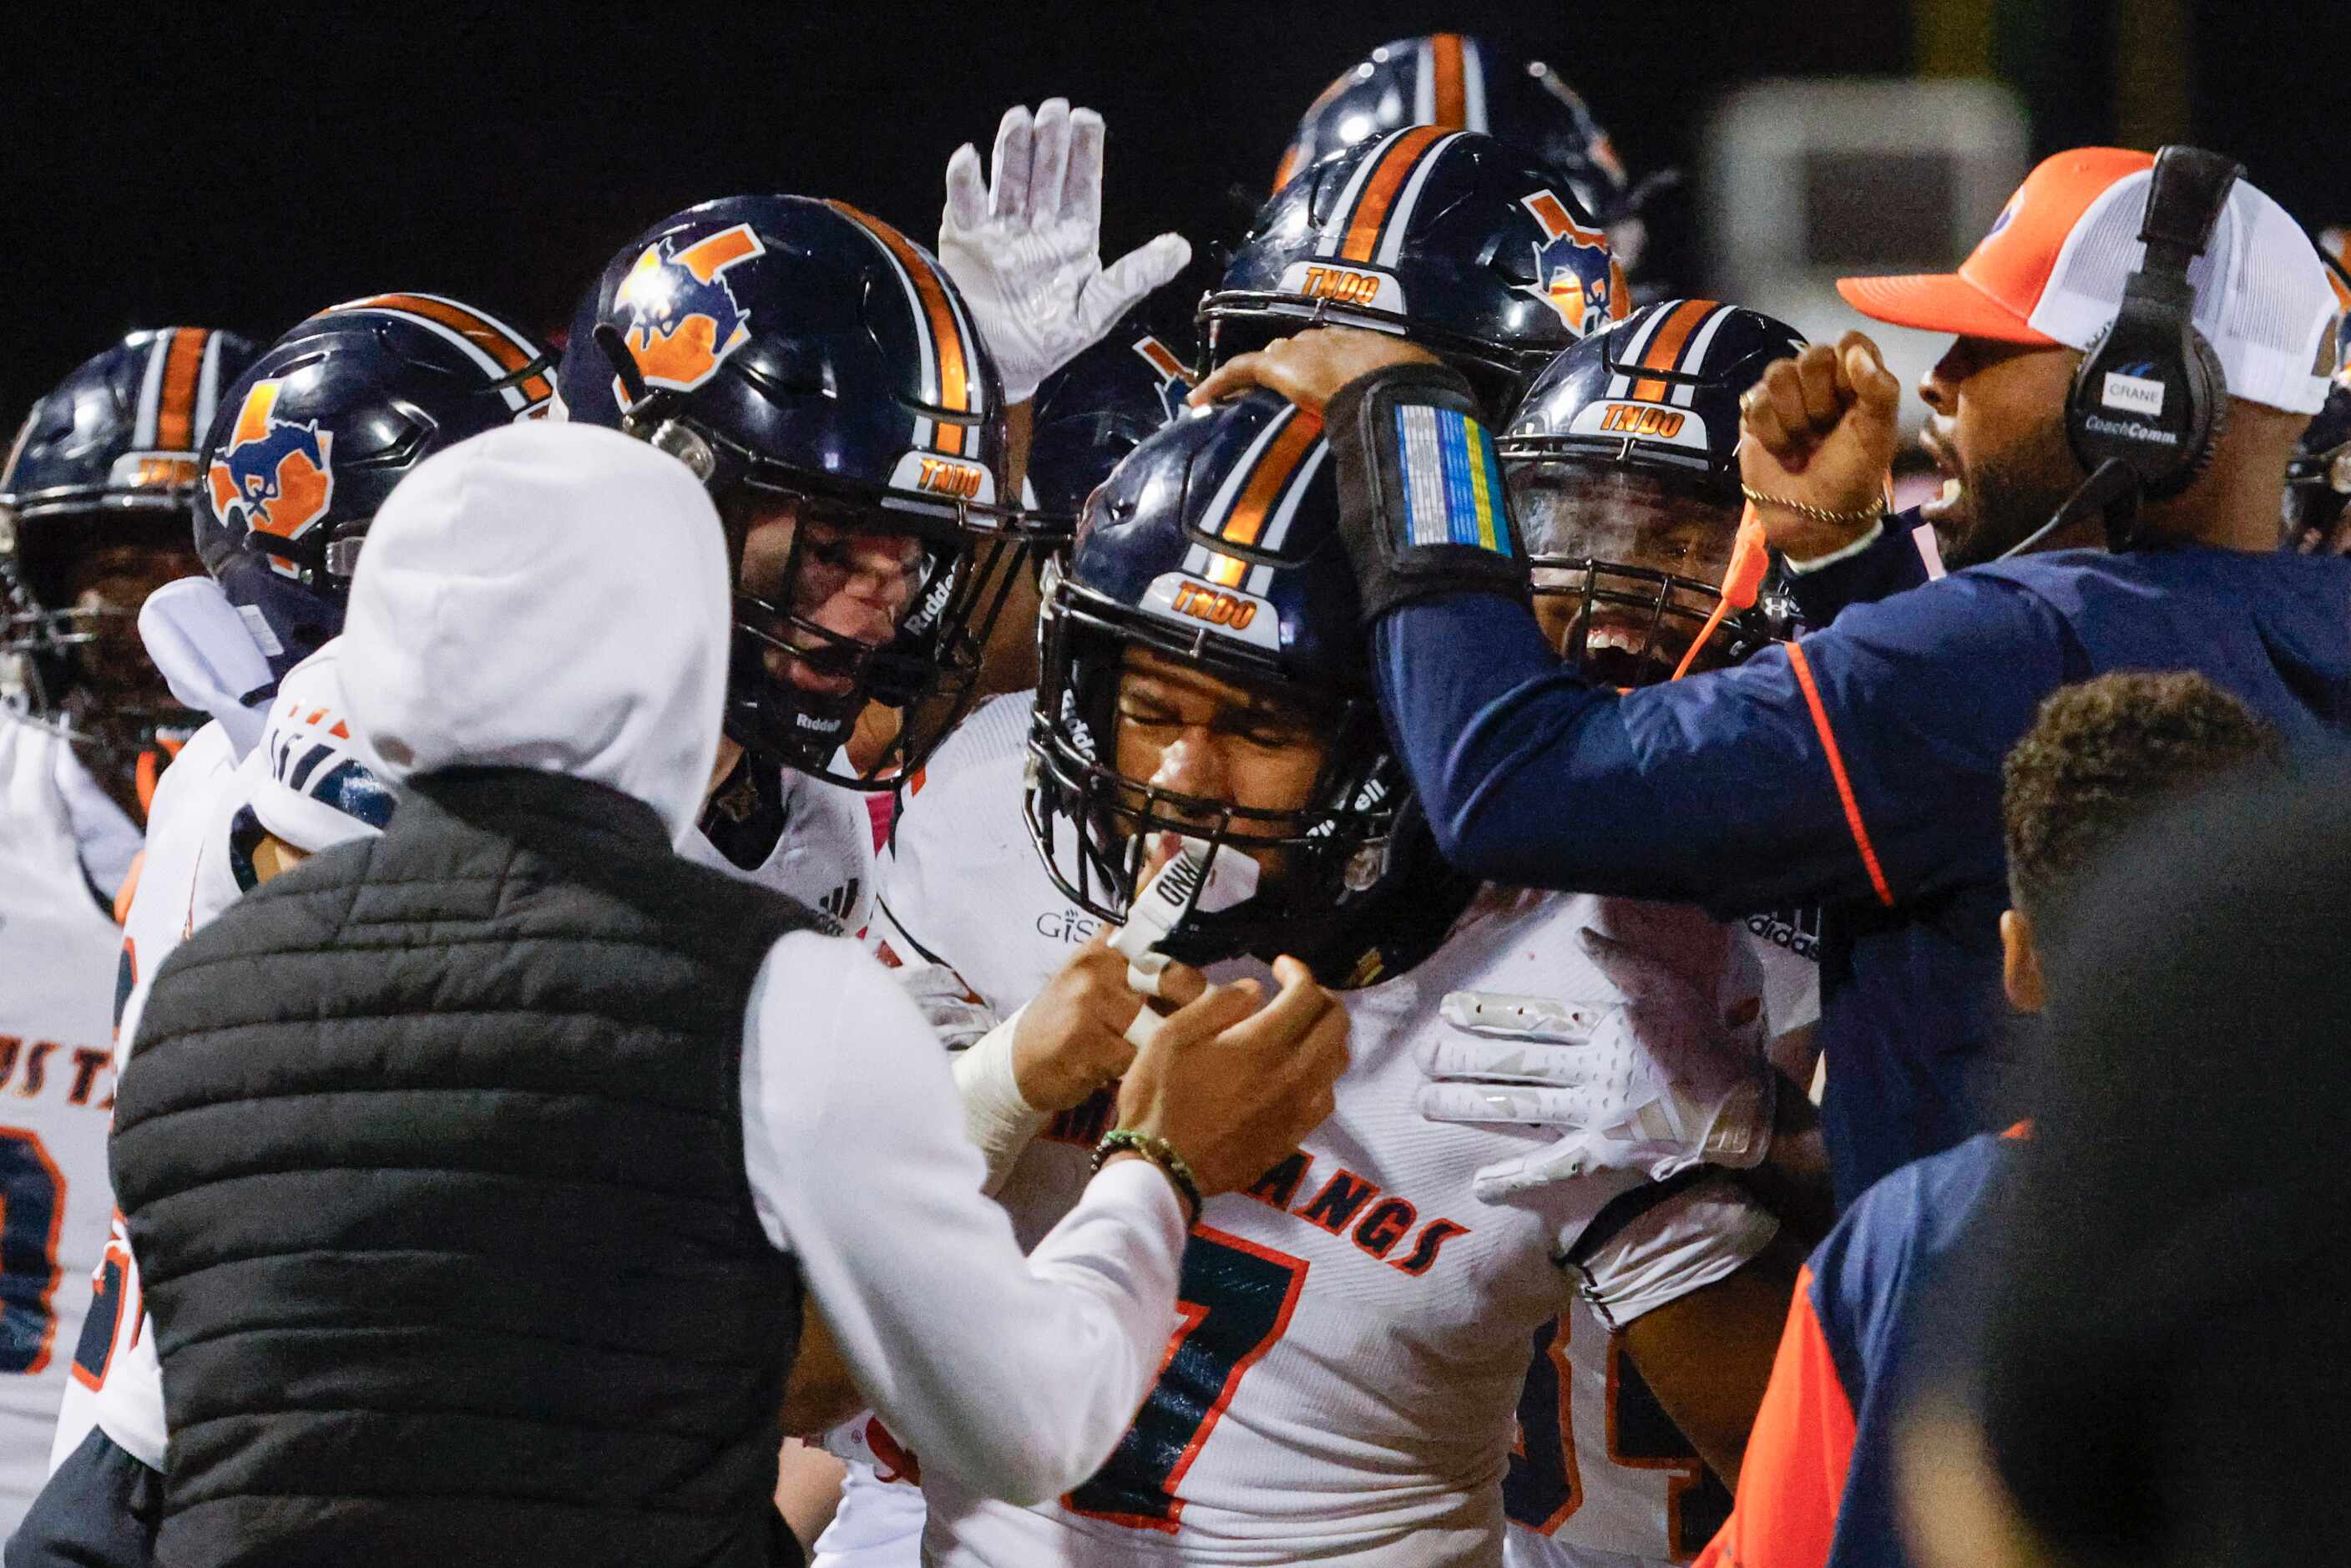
688, 746, 877, 931
857, 742, 1777, 1567
54, 711, 265, 1472
0, 717, 141, 1529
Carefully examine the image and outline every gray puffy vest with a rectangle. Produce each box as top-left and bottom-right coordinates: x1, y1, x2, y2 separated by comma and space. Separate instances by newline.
114, 768, 823, 1568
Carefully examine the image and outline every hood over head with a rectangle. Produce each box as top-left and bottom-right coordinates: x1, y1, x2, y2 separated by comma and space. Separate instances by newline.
341, 422, 729, 841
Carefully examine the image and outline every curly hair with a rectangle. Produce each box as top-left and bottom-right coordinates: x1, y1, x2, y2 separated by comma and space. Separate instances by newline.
2001, 670, 2279, 921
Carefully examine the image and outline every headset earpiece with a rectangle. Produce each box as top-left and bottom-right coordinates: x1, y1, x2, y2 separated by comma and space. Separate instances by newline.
2063, 145, 2242, 505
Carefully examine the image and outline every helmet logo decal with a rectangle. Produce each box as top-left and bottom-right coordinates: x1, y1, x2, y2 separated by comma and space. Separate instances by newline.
612, 223, 765, 392
205, 378, 334, 546
1276, 261, 1410, 317
1600, 403, 1686, 438
1170, 579, 1260, 630
887, 450, 998, 506
1131, 336, 1197, 423
915, 456, 984, 498
1519, 190, 1619, 335
1143, 572, 1279, 650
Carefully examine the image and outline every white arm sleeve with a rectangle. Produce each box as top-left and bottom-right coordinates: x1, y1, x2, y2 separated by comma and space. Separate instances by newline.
741, 929, 1185, 1505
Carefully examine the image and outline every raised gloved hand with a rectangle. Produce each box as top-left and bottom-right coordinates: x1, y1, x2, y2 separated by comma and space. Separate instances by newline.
939, 99, 1191, 403
1418, 925, 1775, 1200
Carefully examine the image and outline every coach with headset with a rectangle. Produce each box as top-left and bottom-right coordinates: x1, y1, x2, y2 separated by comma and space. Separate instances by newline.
1197, 145, 2351, 1208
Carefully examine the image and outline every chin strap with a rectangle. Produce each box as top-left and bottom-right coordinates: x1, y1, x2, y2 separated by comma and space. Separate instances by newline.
1669, 502, 1772, 682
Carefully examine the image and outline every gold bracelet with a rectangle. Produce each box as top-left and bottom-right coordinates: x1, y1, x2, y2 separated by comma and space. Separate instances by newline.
1739, 485, 1886, 530
1093, 1129, 1203, 1222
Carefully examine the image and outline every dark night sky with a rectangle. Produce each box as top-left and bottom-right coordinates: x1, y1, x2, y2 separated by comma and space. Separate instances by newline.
2, 1, 2337, 421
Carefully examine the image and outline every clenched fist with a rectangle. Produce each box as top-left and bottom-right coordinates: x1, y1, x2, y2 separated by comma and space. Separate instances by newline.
1737, 331, 1903, 562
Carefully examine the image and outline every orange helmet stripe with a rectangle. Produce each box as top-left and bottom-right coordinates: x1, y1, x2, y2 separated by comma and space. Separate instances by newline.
1134, 336, 1195, 385
331, 293, 554, 404
1204, 408, 1323, 586
1337, 125, 1450, 264
154, 329, 209, 453
1429, 34, 1467, 126
1628, 299, 1718, 402
827, 201, 975, 457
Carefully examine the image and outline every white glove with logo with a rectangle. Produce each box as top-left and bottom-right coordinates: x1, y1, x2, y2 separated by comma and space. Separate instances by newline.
1418, 926, 1776, 1200
939, 99, 1192, 403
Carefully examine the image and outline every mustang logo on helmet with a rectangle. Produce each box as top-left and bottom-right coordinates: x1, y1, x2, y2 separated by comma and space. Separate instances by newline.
1519, 190, 1621, 336
205, 378, 334, 547
611, 223, 766, 392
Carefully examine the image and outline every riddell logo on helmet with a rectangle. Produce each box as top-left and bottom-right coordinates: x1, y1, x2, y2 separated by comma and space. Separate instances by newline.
612, 224, 765, 393
1170, 579, 1259, 630
206, 379, 334, 549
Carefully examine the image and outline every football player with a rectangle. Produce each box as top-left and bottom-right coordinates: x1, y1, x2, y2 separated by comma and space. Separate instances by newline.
857, 392, 1801, 1565
1423, 300, 1830, 1201
13, 296, 549, 1565
808, 304, 1198, 1568
1201, 129, 1626, 423
1272, 33, 1656, 279
0, 326, 254, 1535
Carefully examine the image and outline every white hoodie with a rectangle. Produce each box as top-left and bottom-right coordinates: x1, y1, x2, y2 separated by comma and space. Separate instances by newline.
326, 423, 1186, 1505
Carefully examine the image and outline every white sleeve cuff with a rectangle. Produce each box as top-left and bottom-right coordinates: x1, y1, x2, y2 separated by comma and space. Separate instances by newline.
1574, 1174, 1781, 1328
1780, 518, 1886, 574
951, 1006, 1051, 1194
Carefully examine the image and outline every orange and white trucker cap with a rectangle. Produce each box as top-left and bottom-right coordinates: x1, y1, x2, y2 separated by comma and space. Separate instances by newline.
1838, 147, 2341, 416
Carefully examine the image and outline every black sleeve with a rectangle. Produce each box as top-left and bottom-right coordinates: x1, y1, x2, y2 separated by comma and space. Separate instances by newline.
1324, 361, 1532, 623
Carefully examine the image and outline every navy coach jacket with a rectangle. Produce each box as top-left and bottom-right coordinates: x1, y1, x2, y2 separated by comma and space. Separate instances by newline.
1374, 527, 2351, 1203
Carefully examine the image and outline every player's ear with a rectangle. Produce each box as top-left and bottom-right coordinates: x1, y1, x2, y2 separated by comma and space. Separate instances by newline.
2000, 908, 2044, 1014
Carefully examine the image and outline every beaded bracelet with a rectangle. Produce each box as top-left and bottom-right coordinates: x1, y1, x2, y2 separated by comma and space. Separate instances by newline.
1093, 1129, 1203, 1222
1738, 484, 1887, 531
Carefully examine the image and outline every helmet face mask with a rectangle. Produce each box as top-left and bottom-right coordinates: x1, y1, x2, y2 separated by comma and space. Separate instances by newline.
1028, 574, 1399, 967
1504, 299, 1813, 680
1513, 465, 1765, 684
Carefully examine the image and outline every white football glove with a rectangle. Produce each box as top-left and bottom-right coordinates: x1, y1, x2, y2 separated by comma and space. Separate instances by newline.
1418, 926, 1775, 1201
939, 99, 1191, 403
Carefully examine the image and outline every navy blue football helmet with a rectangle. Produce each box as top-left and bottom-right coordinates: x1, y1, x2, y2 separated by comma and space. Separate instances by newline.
1500, 299, 1806, 683
1029, 390, 1427, 969
1201, 130, 1625, 416
559, 195, 1040, 787
1273, 35, 1636, 230
195, 294, 554, 683
3, 327, 257, 726
2284, 315, 2351, 548
1024, 313, 1196, 529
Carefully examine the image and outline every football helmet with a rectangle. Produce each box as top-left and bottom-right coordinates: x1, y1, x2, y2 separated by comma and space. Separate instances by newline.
559, 195, 1041, 786
1023, 311, 1196, 529
2284, 315, 2351, 547
195, 294, 553, 684
1500, 299, 1806, 683
1273, 34, 1634, 229
1201, 130, 1625, 415
3, 327, 256, 722
1029, 389, 1425, 970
